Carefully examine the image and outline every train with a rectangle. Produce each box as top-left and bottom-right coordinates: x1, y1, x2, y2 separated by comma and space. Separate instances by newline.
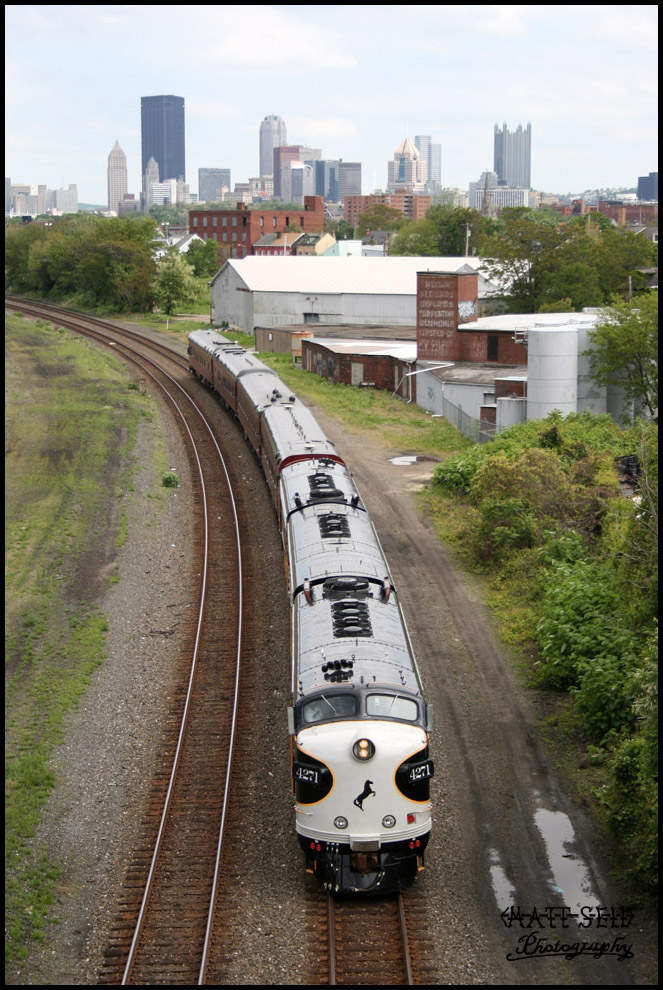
188, 329, 433, 895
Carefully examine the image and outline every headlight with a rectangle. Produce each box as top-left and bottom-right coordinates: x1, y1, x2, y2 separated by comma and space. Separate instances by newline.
334, 816, 348, 829
352, 738, 375, 761
382, 815, 396, 828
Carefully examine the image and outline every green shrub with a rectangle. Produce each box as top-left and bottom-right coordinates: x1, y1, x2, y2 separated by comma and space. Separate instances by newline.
161, 470, 179, 488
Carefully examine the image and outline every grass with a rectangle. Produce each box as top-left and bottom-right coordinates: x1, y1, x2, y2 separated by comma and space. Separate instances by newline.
123, 313, 211, 340
5, 314, 149, 963
251, 351, 472, 458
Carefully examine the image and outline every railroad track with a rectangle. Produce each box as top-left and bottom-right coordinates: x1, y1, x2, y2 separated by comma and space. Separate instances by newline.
6, 298, 248, 984
328, 892, 414, 985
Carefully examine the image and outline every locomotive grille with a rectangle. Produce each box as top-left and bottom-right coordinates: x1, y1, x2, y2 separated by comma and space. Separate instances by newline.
331, 600, 373, 638
319, 513, 351, 539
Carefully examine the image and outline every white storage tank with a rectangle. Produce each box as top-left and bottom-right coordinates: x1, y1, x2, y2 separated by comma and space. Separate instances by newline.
527, 328, 578, 421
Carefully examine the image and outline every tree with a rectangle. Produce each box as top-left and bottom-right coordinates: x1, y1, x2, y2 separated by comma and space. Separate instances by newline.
186, 238, 222, 278
151, 250, 199, 315
355, 205, 408, 235
479, 209, 657, 313
586, 293, 658, 417
479, 209, 567, 312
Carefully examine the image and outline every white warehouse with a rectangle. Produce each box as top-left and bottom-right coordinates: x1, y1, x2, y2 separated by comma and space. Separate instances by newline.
209, 255, 504, 331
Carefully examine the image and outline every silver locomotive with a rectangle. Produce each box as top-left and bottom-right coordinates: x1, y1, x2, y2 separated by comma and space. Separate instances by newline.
189, 330, 433, 894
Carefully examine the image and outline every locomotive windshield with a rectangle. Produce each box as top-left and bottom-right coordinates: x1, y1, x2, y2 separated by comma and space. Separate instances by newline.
366, 693, 419, 721
302, 693, 357, 724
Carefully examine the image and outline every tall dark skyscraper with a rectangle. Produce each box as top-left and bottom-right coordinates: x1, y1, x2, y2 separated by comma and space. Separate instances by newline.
494, 122, 531, 189
141, 95, 186, 183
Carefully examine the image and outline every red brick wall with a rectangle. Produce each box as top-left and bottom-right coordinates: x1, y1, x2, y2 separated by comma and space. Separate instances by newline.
416, 271, 530, 364
458, 331, 528, 364
189, 196, 324, 257
417, 272, 479, 360
302, 342, 414, 399
495, 378, 527, 398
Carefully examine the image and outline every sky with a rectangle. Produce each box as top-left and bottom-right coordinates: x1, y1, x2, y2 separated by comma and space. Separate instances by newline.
5, 4, 659, 206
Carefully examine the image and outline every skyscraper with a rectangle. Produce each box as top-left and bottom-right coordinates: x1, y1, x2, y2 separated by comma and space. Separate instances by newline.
259, 114, 287, 178
493, 122, 531, 189
199, 168, 231, 202
415, 135, 442, 192
338, 161, 362, 200
387, 138, 425, 193
141, 95, 185, 185
107, 140, 128, 214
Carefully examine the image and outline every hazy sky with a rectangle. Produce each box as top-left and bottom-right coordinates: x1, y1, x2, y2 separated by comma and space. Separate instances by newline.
5, 4, 658, 204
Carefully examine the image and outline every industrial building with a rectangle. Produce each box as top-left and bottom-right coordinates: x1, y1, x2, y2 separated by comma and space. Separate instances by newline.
209, 255, 504, 330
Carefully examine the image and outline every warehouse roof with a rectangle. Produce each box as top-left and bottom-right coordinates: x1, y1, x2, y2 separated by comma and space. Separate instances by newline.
305, 338, 418, 362
211, 255, 503, 297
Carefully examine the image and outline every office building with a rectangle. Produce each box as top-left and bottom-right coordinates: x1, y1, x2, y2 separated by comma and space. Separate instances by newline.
273, 145, 321, 199
338, 161, 362, 200
468, 171, 529, 212
637, 172, 658, 201
260, 114, 287, 178
199, 168, 231, 203
415, 135, 442, 193
345, 192, 430, 230
107, 140, 128, 214
314, 160, 339, 202
141, 95, 186, 185
387, 138, 425, 193
493, 122, 531, 189
281, 161, 315, 205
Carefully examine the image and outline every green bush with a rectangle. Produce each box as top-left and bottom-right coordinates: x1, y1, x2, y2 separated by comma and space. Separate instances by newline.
161, 470, 179, 488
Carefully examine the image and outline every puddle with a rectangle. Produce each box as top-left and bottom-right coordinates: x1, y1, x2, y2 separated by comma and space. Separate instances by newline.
488, 847, 517, 911
388, 455, 440, 466
534, 808, 600, 911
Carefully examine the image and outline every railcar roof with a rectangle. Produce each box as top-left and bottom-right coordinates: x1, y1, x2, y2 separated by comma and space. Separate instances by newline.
261, 403, 338, 463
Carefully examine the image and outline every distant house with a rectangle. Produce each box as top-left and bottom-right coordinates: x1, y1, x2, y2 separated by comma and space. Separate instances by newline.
291, 232, 336, 255
154, 232, 203, 259
252, 231, 303, 256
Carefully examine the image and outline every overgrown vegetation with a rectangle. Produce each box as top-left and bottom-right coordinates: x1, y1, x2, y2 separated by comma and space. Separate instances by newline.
5, 315, 148, 962
428, 411, 658, 892
5, 215, 212, 316
388, 204, 656, 311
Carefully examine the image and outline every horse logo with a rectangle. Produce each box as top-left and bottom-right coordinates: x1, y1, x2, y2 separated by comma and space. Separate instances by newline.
354, 780, 376, 811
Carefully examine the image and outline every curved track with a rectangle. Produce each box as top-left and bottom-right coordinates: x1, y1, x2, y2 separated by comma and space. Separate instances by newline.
6, 298, 245, 984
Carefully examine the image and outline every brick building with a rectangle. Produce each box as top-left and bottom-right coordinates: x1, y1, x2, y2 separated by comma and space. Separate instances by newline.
302, 338, 417, 400
597, 199, 658, 225
416, 271, 529, 364
344, 192, 431, 230
189, 196, 324, 259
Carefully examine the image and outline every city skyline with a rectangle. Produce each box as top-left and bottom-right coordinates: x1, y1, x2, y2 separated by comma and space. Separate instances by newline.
5, 5, 658, 204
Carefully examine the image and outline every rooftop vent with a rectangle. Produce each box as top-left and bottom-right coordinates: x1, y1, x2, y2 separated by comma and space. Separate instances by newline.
331, 600, 373, 638
319, 514, 351, 539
